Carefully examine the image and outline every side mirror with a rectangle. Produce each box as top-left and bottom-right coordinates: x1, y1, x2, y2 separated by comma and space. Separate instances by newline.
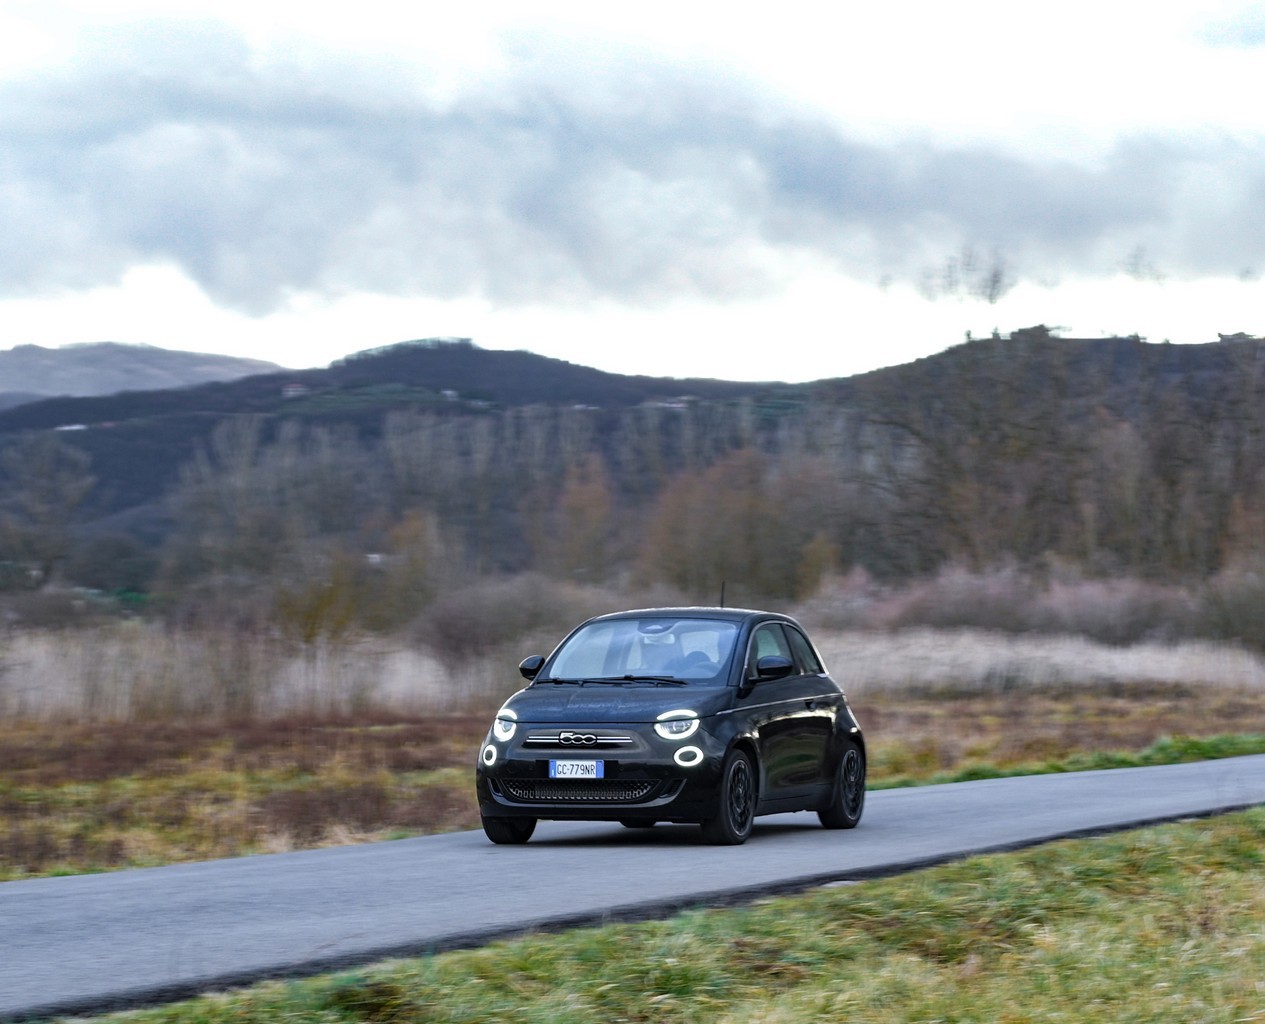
519, 655, 546, 681
755, 654, 794, 680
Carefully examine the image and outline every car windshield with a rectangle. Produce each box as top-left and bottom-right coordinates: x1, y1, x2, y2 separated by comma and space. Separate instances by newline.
544, 617, 739, 685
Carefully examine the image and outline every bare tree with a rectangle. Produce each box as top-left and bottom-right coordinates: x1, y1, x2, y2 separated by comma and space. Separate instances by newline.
161, 417, 379, 588
0, 433, 96, 587
536, 454, 615, 580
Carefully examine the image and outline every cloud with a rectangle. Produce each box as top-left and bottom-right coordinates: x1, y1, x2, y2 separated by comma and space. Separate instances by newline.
1200, 2, 1265, 45
2, 20, 1263, 315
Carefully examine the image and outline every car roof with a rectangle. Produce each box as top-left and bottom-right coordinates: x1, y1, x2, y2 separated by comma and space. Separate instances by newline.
584, 607, 794, 626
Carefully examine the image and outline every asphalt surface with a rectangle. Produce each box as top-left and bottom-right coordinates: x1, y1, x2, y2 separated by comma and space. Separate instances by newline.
3, 755, 1264, 1021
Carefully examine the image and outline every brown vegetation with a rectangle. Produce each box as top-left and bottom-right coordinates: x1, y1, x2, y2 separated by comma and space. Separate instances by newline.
862, 689, 1265, 776
0, 716, 486, 880
3, 675, 1263, 881
2, 555, 1263, 882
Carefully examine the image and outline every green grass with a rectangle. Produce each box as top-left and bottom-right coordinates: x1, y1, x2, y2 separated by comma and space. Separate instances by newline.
872, 732, 1265, 789
78, 808, 1265, 1023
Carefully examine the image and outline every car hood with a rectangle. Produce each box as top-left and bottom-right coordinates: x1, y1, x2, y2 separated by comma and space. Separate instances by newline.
504, 685, 733, 724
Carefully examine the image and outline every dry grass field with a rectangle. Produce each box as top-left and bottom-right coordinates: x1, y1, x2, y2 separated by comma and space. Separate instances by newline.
821, 630, 1265, 775
0, 715, 486, 879
2, 619, 1264, 881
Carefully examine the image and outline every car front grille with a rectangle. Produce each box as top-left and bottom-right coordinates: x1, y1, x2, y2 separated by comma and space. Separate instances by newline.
499, 779, 659, 803
521, 731, 636, 751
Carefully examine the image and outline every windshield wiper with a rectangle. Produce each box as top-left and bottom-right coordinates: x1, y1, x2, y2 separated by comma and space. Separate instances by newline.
585, 675, 689, 687
541, 675, 690, 687
535, 678, 628, 687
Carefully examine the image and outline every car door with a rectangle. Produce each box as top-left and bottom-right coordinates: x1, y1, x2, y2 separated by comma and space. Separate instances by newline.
784, 623, 842, 791
738, 622, 835, 807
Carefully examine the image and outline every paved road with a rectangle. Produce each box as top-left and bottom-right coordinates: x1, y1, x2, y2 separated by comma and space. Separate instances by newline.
3, 755, 1264, 1021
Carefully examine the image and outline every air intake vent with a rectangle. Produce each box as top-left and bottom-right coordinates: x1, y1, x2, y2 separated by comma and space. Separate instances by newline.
500, 779, 658, 803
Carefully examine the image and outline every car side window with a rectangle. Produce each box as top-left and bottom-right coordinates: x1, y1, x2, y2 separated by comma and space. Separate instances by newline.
786, 627, 824, 675
745, 623, 793, 679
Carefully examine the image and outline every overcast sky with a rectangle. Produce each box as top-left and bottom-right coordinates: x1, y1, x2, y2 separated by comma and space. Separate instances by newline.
2, 0, 1264, 381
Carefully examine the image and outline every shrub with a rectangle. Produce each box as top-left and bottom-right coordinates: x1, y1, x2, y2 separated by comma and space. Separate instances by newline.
64, 534, 158, 594
412, 574, 587, 667
870, 566, 1037, 634
1035, 575, 1194, 645
1196, 569, 1265, 653
811, 565, 1196, 646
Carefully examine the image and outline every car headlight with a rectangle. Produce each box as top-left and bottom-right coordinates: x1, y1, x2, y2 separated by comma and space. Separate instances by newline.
493, 708, 518, 741
654, 709, 700, 740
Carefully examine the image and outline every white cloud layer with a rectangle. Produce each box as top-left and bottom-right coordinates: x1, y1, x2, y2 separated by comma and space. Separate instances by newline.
1, 1, 1264, 380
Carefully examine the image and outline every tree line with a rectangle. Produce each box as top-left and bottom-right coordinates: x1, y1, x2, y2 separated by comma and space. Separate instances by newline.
4, 333, 1265, 625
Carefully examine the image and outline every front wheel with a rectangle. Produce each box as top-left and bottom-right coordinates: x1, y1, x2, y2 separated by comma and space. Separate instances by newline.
701, 749, 756, 845
481, 815, 537, 844
818, 739, 865, 829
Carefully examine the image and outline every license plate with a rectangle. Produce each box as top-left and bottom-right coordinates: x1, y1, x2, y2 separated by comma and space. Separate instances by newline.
550, 759, 604, 779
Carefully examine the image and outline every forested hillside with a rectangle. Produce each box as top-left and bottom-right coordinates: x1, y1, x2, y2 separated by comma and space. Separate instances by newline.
2, 331, 1263, 615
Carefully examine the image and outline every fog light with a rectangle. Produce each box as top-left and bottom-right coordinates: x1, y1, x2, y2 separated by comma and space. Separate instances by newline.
481, 744, 498, 766
673, 745, 704, 767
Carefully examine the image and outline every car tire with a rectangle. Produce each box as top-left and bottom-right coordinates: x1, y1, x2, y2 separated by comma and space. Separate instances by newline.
481, 815, 537, 844
620, 819, 656, 828
701, 748, 756, 845
818, 739, 865, 829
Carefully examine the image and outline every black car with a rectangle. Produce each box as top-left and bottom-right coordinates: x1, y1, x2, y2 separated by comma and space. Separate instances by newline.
475, 607, 865, 845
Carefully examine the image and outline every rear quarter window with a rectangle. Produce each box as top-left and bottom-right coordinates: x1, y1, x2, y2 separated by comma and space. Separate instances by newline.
787, 627, 824, 674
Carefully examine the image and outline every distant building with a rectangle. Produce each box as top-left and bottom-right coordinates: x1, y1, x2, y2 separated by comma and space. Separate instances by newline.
1218, 332, 1264, 343
281, 383, 310, 399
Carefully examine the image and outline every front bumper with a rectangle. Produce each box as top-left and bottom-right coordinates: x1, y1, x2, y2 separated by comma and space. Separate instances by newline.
475, 722, 727, 822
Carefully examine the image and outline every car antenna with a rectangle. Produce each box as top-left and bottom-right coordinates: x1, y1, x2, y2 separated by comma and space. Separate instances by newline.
719, 581, 726, 608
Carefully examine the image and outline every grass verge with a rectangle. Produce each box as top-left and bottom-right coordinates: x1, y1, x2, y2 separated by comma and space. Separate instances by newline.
874, 732, 1265, 789
75, 807, 1265, 1023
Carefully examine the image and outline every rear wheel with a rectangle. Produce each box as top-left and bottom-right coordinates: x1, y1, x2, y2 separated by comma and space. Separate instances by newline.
701, 749, 756, 845
818, 739, 865, 829
481, 815, 537, 844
